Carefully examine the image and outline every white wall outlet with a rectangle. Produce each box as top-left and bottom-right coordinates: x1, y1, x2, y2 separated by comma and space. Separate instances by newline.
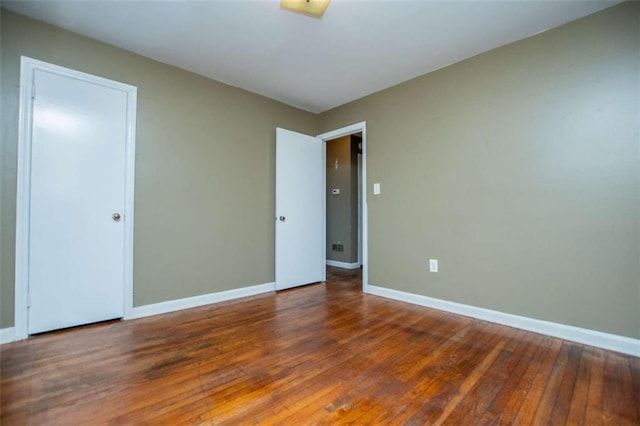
373, 183, 381, 195
429, 259, 438, 272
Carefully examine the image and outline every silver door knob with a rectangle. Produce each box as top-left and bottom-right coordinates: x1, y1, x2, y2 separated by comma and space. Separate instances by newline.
279, 216, 286, 222
112, 213, 121, 221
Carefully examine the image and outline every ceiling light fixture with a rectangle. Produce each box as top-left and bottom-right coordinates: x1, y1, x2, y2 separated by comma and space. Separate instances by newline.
281, 0, 330, 18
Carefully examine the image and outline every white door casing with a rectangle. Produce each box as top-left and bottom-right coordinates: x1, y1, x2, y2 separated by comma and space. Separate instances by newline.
15, 57, 137, 338
275, 128, 325, 290
357, 153, 363, 266
317, 122, 368, 292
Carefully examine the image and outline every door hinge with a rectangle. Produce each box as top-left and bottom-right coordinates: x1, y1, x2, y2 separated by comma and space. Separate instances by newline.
27, 291, 31, 308
31, 81, 36, 100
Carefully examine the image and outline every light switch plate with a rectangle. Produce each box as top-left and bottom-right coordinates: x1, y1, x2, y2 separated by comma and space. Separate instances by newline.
373, 183, 381, 195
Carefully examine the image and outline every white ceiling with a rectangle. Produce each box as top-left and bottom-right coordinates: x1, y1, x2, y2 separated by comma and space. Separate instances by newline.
3, 0, 620, 113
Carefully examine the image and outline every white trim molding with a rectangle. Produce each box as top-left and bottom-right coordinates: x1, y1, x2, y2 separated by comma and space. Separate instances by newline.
15, 56, 137, 340
367, 285, 640, 357
128, 282, 276, 320
326, 260, 361, 270
0, 328, 16, 344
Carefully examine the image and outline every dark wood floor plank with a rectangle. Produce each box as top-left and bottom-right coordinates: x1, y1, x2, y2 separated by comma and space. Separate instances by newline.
437, 330, 537, 425
565, 346, 593, 425
385, 324, 513, 424
1, 267, 638, 424
584, 348, 606, 425
631, 356, 640, 421
510, 337, 564, 424
548, 343, 583, 425
531, 341, 573, 424
431, 339, 508, 425
476, 332, 549, 425
601, 350, 639, 425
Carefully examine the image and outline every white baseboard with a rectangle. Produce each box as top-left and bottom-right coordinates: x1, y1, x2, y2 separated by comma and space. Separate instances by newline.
366, 285, 640, 357
0, 327, 16, 344
326, 260, 361, 270
128, 282, 276, 320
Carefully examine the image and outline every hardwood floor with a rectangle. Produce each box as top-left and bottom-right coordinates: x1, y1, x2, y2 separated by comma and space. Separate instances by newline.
1, 267, 639, 425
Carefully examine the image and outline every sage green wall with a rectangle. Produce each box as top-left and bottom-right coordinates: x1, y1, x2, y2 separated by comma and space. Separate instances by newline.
326, 136, 358, 263
0, 10, 317, 328
320, 2, 640, 338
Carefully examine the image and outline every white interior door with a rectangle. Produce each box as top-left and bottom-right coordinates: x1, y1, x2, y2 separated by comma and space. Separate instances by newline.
275, 128, 325, 290
27, 68, 130, 334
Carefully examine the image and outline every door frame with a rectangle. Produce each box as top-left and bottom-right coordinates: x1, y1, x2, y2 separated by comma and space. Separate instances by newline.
317, 122, 368, 292
14, 56, 137, 340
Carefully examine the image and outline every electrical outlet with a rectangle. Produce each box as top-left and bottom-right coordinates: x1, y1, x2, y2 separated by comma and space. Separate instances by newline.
429, 259, 438, 272
332, 244, 344, 252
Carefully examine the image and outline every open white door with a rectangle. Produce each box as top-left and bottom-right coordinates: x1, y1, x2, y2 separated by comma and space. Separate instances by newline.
275, 128, 325, 290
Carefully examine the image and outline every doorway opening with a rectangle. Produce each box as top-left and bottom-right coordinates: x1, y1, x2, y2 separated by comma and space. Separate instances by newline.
325, 134, 362, 267
317, 122, 368, 292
